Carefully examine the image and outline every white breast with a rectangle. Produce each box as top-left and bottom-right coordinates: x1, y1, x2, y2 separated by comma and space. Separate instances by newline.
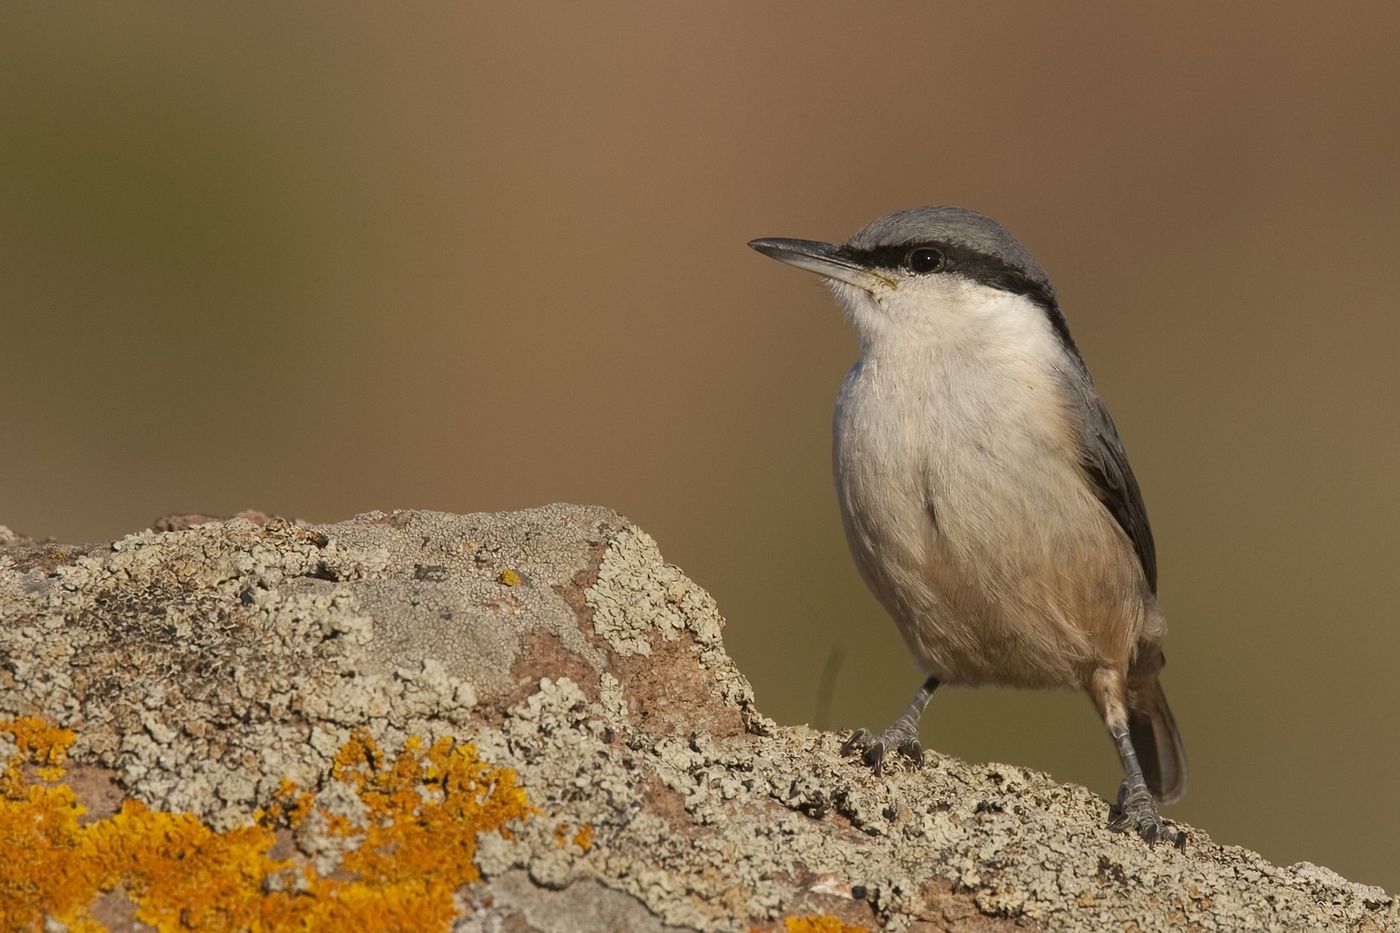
831, 284, 1145, 687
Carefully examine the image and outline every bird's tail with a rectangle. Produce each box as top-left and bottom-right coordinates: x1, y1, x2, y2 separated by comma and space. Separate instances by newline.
1128, 676, 1188, 805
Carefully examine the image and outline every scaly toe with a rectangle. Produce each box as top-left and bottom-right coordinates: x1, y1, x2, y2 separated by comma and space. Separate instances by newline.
840, 728, 876, 757
840, 726, 924, 777
1108, 793, 1180, 847
863, 742, 889, 776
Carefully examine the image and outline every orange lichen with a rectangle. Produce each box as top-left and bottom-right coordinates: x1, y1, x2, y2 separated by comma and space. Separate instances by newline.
0, 715, 75, 787
262, 777, 315, 829
1, 718, 96, 929
0, 718, 534, 931
552, 821, 593, 852
778, 917, 872, 933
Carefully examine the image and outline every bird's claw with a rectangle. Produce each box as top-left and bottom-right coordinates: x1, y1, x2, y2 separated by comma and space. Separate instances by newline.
840, 727, 924, 777
1108, 783, 1186, 848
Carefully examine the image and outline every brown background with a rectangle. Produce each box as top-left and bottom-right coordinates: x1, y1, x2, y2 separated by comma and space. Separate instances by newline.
3, 3, 1398, 891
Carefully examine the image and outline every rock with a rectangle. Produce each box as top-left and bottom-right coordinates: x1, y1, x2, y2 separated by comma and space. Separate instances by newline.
0, 507, 1394, 931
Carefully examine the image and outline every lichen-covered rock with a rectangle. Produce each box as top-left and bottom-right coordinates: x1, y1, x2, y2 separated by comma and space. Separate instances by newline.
0, 508, 1394, 932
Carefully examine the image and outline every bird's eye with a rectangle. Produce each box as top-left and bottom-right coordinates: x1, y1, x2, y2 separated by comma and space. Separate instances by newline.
905, 247, 946, 274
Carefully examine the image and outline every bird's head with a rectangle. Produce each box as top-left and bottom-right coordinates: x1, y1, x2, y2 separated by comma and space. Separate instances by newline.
750, 206, 1067, 356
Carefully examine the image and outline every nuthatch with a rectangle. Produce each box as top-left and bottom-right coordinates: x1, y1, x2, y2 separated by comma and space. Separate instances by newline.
751, 207, 1186, 844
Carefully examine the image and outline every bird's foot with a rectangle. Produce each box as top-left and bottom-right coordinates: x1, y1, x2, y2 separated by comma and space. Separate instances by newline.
1108, 781, 1186, 848
840, 724, 924, 777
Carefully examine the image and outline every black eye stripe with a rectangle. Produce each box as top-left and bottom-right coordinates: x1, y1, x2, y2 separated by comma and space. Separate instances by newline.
841, 241, 1079, 360
845, 242, 1052, 304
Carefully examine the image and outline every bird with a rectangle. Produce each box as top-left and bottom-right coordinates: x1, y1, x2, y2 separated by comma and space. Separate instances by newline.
748, 207, 1186, 845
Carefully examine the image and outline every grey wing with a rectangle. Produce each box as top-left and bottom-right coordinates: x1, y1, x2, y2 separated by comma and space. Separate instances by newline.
1068, 380, 1158, 594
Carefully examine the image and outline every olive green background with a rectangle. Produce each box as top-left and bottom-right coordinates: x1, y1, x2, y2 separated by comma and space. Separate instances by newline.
3, 3, 1398, 891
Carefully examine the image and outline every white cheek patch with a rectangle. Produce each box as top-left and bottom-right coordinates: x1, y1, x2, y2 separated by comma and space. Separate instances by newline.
875, 276, 1055, 344
827, 279, 874, 316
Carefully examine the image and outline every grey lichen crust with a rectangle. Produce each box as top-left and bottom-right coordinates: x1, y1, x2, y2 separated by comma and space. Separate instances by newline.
0, 508, 1394, 932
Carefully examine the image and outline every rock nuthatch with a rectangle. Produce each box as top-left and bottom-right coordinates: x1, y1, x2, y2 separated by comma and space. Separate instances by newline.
750, 207, 1186, 845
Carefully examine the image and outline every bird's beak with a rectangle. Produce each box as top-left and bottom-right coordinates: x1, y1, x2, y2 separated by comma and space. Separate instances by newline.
747, 237, 893, 291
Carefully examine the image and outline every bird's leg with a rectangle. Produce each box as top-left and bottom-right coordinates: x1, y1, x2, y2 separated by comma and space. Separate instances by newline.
1089, 669, 1183, 846
841, 675, 940, 776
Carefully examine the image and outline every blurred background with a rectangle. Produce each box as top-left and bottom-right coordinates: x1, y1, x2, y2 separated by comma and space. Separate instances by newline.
3, 2, 1398, 891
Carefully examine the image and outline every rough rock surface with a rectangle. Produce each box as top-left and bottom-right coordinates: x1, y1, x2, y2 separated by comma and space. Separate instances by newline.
0, 507, 1394, 932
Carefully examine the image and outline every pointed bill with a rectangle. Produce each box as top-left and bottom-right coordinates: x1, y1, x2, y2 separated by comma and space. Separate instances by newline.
747, 237, 894, 291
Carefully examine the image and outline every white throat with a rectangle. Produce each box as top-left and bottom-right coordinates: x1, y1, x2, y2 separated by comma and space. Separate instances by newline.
829, 277, 1070, 378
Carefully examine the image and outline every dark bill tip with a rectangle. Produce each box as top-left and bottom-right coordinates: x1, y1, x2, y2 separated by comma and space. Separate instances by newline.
747, 236, 890, 290
747, 237, 842, 262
